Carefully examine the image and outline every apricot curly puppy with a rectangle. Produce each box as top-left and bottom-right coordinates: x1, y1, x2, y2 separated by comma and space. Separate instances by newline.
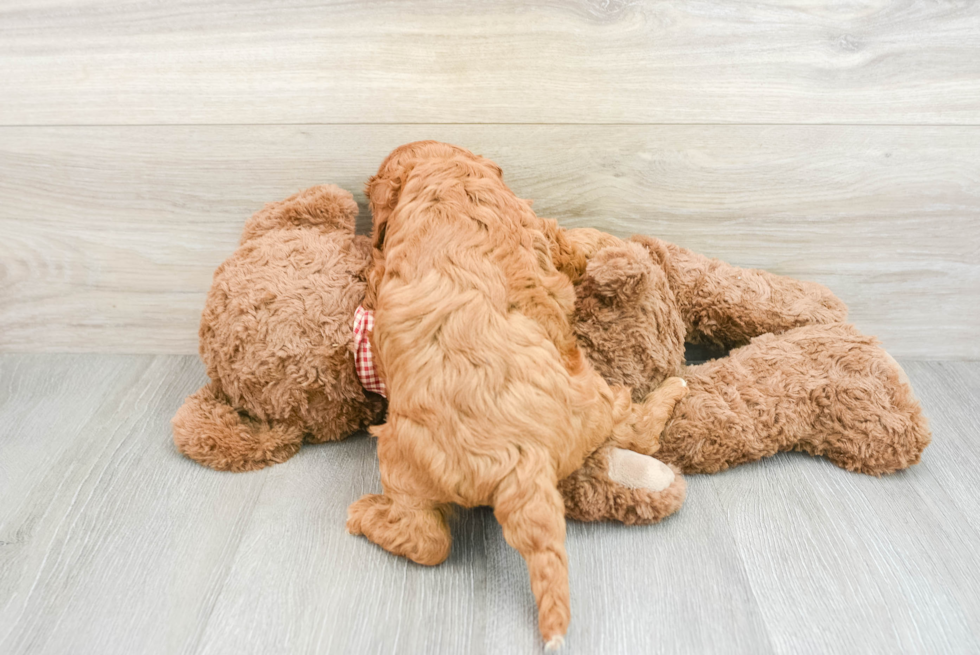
346, 142, 686, 649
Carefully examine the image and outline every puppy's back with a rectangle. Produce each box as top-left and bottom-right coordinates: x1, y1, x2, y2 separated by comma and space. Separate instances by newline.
373, 157, 599, 503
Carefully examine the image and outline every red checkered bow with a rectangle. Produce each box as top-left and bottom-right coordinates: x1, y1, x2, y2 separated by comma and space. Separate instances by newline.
353, 305, 386, 397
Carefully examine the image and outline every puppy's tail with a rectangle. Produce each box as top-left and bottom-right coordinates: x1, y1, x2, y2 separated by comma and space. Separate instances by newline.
172, 382, 304, 472
494, 469, 571, 648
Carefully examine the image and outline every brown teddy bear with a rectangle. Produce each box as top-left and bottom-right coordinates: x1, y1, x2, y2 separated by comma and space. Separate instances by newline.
556, 228, 931, 497
173, 181, 930, 527
172, 184, 687, 526
171, 185, 385, 471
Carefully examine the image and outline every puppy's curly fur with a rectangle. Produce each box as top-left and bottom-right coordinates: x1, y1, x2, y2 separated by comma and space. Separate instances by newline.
347, 142, 686, 646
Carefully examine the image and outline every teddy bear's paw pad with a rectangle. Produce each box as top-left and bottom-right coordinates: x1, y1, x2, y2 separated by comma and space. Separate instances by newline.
607, 448, 675, 492
545, 635, 565, 651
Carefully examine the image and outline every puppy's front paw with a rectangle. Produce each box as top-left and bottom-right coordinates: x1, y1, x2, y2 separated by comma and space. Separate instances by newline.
631, 376, 689, 452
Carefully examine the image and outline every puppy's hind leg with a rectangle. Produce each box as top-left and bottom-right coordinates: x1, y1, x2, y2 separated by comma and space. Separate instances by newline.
347, 493, 452, 566
348, 422, 453, 566
493, 462, 570, 650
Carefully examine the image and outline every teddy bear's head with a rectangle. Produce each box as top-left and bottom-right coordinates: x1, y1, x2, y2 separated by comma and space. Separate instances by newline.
174, 185, 385, 472
573, 238, 686, 402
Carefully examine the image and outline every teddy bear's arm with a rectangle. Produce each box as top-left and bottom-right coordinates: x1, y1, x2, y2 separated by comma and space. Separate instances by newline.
631, 235, 848, 349
558, 444, 686, 525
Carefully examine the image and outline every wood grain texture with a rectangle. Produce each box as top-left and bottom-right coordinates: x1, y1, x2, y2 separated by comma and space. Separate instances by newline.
194, 435, 488, 655
2, 0, 979, 125
0, 355, 268, 655
483, 479, 773, 654
1, 125, 977, 357
899, 362, 980, 539
709, 360, 980, 655
710, 457, 980, 654
0, 356, 977, 654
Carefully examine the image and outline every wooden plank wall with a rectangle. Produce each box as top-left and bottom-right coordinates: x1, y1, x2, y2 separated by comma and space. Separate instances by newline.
1, 1, 978, 357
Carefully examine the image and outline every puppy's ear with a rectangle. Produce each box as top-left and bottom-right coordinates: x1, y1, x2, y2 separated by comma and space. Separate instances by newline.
365, 159, 408, 252
363, 158, 405, 311
485, 158, 503, 180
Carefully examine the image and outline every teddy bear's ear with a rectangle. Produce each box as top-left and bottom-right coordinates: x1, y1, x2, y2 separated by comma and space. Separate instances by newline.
582, 242, 654, 301
628, 234, 670, 267
240, 184, 358, 243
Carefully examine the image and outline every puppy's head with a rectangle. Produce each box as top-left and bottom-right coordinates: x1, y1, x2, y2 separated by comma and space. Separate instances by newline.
366, 141, 502, 252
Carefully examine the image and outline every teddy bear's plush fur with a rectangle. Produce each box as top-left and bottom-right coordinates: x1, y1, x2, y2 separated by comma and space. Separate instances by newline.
171, 185, 385, 471
172, 184, 687, 532
563, 229, 930, 480
559, 446, 686, 525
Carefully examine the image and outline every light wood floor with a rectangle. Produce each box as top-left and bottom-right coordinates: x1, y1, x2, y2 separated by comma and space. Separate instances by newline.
1, 355, 977, 655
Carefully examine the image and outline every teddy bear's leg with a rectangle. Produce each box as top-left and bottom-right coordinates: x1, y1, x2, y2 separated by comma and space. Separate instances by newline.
346, 493, 452, 566
656, 323, 931, 475
559, 445, 687, 525
630, 235, 848, 349
573, 241, 687, 401
794, 348, 930, 475
172, 382, 305, 472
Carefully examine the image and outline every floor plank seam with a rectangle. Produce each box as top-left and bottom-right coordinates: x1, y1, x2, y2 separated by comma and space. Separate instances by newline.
707, 480, 779, 655
183, 473, 270, 655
